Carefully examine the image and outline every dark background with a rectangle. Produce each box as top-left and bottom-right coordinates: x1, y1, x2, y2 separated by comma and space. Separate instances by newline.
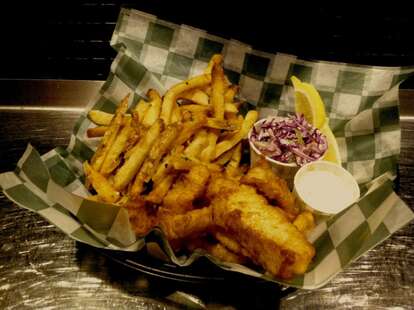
1, 1, 413, 87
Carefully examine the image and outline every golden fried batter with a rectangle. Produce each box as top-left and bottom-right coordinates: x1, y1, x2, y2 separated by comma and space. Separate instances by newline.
240, 159, 299, 219
210, 180, 315, 278
158, 207, 213, 240
163, 165, 210, 214
124, 199, 158, 237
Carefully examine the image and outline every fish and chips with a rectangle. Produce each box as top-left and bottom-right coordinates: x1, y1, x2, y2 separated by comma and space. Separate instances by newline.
84, 54, 315, 279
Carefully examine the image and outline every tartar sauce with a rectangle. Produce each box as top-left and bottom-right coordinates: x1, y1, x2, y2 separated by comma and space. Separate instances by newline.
295, 170, 355, 214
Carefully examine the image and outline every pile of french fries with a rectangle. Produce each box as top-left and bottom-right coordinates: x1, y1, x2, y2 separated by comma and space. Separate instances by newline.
84, 54, 258, 207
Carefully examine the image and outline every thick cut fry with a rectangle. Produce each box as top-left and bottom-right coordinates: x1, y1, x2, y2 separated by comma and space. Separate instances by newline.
206, 118, 240, 131
293, 211, 315, 234
214, 110, 258, 158
152, 146, 184, 185
224, 85, 239, 103
87, 126, 108, 138
142, 89, 162, 127
224, 102, 238, 113
211, 63, 226, 120
100, 118, 134, 175
83, 162, 120, 203
213, 146, 236, 165
225, 142, 242, 178
88, 110, 114, 126
145, 174, 176, 205
159, 207, 213, 240
173, 154, 222, 172
175, 115, 207, 146
91, 94, 129, 171
179, 89, 209, 106
134, 99, 150, 122
199, 130, 219, 162
189, 89, 209, 105
161, 74, 211, 124
130, 124, 180, 198
204, 54, 223, 74
170, 102, 182, 123
184, 129, 208, 158
180, 103, 238, 115
114, 119, 163, 190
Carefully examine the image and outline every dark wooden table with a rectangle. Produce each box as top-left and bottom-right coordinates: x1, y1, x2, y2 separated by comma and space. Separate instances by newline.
0, 80, 413, 309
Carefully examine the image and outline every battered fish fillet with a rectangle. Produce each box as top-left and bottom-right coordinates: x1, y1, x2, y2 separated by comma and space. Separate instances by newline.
186, 237, 248, 264
240, 159, 299, 219
210, 178, 315, 278
163, 165, 210, 214
158, 207, 213, 240
124, 200, 158, 237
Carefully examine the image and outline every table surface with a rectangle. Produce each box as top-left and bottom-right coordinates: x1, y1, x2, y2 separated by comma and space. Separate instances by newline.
0, 80, 413, 309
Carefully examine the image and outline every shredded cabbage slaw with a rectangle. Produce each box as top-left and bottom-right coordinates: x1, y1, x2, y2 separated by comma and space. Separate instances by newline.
250, 114, 328, 166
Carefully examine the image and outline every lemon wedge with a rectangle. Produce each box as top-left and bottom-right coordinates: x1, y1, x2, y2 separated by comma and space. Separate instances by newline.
291, 76, 327, 129
291, 76, 341, 165
319, 122, 342, 165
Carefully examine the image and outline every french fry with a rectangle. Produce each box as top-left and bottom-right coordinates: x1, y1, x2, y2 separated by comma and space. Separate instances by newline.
293, 211, 315, 234
225, 142, 242, 178
170, 102, 182, 123
134, 99, 150, 122
199, 130, 219, 162
130, 123, 181, 198
214, 110, 258, 158
152, 146, 184, 185
160, 74, 211, 124
145, 174, 176, 205
184, 130, 208, 158
175, 114, 208, 146
204, 54, 223, 74
179, 89, 210, 106
173, 154, 222, 172
206, 118, 241, 131
83, 162, 120, 203
142, 89, 162, 127
224, 85, 239, 103
211, 63, 226, 120
88, 110, 114, 126
91, 94, 129, 172
114, 119, 164, 190
180, 103, 237, 115
101, 118, 134, 175
87, 126, 108, 138
224, 102, 238, 113
213, 146, 236, 165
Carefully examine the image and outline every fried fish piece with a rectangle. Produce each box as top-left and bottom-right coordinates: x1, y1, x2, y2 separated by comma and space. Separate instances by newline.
210, 179, 315, 279
124, 199, 158, 237
158, 207, 213, 240
163, 165, 210, 214
241, 159, 299, 219
293, 211, 315, 235
186, 237, 248, 265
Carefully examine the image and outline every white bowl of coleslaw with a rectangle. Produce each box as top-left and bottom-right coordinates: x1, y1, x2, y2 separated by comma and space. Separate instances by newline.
248, 115, 327, 188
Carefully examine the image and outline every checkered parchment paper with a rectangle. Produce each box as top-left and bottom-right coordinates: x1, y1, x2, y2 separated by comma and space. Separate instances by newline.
1, 8, 414, 289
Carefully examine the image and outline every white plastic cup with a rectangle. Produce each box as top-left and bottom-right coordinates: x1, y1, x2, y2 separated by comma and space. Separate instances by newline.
293, 161, 360, 218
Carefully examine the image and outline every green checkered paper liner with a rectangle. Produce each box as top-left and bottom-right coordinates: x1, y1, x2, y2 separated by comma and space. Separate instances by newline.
1, 8, 414, 289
